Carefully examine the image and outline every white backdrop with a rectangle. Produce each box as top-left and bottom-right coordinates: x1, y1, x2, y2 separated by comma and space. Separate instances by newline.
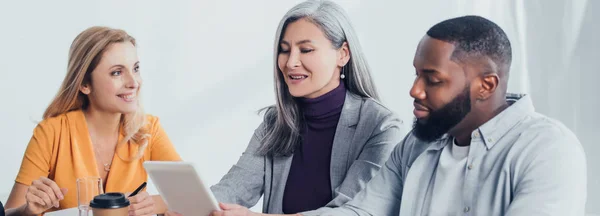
0, 0, 597, 214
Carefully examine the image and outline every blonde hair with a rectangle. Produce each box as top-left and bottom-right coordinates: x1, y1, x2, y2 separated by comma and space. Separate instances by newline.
43, 26, 149, 161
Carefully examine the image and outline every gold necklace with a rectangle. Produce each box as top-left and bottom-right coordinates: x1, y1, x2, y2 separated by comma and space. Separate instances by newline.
93, 145, 114, 172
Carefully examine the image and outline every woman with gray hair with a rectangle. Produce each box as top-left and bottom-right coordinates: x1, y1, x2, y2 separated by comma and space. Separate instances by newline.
168, 0, 405, 215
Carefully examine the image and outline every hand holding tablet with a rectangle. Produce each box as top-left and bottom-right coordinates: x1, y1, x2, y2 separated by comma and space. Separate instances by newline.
143, 161, 221, 215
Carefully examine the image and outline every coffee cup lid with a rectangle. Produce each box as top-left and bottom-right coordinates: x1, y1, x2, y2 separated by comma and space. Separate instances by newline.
89, 192, 130, 209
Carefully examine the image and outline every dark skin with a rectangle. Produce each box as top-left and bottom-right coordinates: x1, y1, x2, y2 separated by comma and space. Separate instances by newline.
411, 35, 510, 146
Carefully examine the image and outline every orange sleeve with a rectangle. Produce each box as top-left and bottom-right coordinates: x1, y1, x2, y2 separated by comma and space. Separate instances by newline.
148, 116, 182, 161
16, 122, 54, 186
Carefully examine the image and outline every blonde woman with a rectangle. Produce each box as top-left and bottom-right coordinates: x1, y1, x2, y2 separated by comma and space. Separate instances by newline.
4, 26, 181, 216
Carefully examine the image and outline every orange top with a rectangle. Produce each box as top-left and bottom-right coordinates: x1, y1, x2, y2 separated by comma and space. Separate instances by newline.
15, 110, 181, 212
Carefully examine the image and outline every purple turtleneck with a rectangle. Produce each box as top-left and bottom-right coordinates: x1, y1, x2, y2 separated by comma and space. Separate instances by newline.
282, 82, 347, 214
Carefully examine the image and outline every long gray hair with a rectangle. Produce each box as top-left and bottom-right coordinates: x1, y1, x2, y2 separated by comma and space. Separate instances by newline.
258, 0, 379, 156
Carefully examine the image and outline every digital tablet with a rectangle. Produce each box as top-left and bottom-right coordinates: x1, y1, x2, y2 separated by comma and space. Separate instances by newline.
143, 161, 220, 215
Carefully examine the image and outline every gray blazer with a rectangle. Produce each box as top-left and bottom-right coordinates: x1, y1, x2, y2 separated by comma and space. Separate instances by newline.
210, 92, 406, 214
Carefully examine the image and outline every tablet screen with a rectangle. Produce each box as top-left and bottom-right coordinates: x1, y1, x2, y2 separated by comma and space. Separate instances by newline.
143, 161, 220, 215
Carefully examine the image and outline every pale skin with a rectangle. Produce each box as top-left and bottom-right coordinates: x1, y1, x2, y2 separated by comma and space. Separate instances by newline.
4, 42, 167, 216
165, 18, 349, 216
279, 18, 350, 99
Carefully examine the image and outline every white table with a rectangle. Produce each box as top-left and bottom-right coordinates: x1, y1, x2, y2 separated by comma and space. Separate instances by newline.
43, 207, 79, 215
44, 208, 164, 216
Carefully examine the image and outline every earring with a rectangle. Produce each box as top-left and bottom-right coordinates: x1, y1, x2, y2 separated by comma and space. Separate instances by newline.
340, 74, 346, 79
340, 66, 346, 79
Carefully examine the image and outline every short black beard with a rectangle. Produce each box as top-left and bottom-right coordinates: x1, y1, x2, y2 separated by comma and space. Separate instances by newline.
413, 86, 471, 142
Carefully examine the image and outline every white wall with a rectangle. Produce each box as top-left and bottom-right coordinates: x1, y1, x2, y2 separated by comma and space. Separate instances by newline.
0, 0, 597, 213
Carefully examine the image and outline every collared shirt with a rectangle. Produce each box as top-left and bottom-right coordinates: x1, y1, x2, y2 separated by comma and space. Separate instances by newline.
311, 94, 587, 216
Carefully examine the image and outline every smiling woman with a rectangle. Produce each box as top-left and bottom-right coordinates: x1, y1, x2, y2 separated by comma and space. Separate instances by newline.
277, 18, 344, 99
3, 26, 182, 216
200, 1, 406, 216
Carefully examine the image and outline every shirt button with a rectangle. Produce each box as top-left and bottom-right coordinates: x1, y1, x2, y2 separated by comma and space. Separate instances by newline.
464, 207, 470, 212
473, 132, 479, 138
468, 164, 474, 170
487, 138, 494, 143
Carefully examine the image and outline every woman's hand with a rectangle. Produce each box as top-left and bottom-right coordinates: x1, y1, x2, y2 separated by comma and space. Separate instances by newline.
127, 191, 155, 216
210, 203, 259, 216
22, 177, 67, 215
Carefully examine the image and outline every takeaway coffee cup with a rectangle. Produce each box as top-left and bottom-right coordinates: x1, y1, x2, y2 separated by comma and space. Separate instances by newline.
89, 192, 130, 216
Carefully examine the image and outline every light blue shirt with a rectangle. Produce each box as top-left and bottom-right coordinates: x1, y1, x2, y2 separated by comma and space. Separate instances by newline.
309, 94, 587, 216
